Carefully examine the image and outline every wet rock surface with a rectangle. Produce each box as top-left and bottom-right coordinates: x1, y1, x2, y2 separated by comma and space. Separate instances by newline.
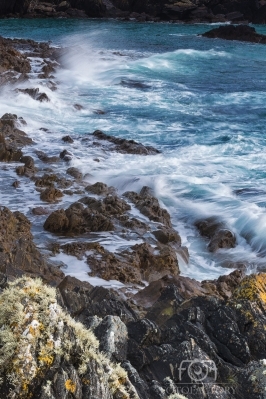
195, 216, 236, 252
0, 113, 32, 162
16, 87, 50, 102
124, 186, 172, 227
91, 130, 161, 155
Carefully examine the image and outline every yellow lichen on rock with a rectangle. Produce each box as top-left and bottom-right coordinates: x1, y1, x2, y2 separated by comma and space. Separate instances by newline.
65, 379, 76, 393
232, 273, 266, 306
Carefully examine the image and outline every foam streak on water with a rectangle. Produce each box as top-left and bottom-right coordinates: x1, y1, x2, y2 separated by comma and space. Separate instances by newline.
1, 19, 266, 281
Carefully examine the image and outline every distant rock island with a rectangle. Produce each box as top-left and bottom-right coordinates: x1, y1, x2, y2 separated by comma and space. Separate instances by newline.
202, 25, 266, 44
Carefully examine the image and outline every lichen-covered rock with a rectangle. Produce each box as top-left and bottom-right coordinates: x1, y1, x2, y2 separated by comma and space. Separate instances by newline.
0, 277, 139, 399
232, 273, 266, 307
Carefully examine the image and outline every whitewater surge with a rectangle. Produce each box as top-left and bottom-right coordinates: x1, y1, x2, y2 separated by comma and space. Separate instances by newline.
0, 19, 266, 282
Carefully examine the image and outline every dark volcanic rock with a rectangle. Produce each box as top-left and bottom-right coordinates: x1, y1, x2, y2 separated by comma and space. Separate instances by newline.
195, 216, 236, 252
60, 148, 73, 161
92, 130, 160, 155
62, 134, 74, 143
58, 276, 138, 323
202, 25, 266, 44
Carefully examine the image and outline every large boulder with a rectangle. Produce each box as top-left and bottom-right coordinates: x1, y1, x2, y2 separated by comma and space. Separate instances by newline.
44, 202, 114, 234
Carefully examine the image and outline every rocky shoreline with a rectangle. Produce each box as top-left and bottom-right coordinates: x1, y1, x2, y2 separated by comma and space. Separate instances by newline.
1, 0, 266, 24
0, 35, 266, 399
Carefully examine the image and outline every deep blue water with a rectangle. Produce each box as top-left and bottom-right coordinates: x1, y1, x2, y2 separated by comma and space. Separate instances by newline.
1, 19, 266, 280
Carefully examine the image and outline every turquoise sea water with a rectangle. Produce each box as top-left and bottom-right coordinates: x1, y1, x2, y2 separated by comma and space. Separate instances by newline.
1, 19, 266, 280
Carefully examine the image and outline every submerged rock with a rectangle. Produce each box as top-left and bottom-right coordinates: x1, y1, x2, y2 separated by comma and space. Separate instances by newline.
92, 130, 161, 155
16, 88, 50, 102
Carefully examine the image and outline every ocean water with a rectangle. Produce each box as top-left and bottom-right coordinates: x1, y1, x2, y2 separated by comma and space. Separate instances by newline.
1, 19, 266, 282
